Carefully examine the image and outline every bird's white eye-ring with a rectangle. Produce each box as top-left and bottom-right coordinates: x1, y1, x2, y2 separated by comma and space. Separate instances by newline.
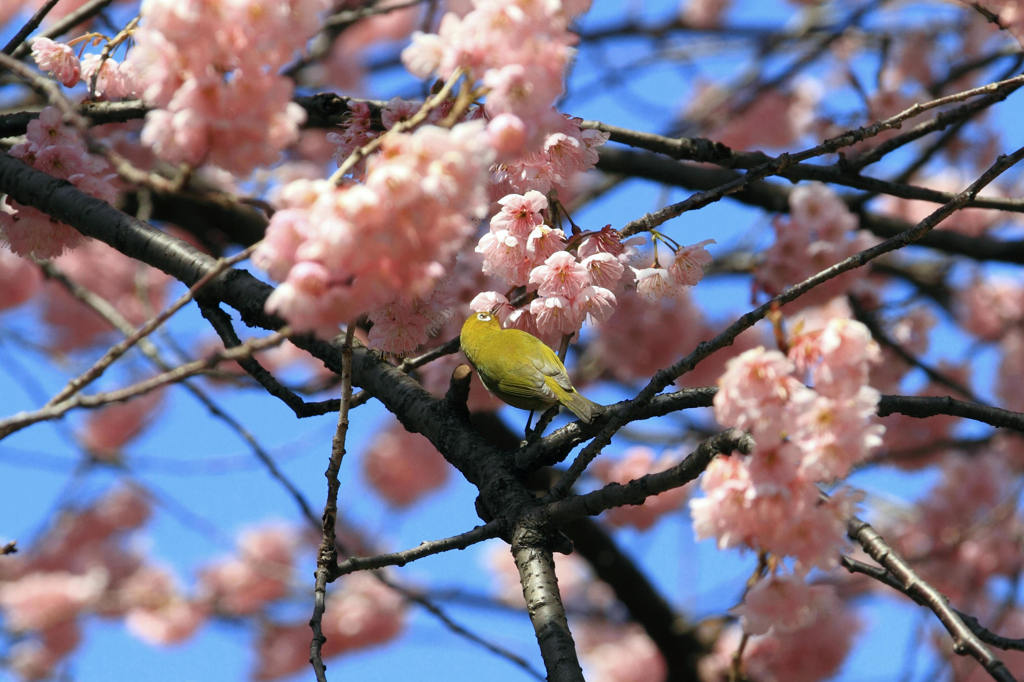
476, 312, 491, 321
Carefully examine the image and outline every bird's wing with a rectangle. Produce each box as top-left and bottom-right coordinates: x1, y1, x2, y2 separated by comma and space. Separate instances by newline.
529, 346, 574, 392
494, 365, 553, 402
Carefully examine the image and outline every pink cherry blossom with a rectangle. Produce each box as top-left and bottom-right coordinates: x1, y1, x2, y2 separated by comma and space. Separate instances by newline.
582, 252, 625, 289
788, 316, 881, 398
367, 292, 452, 355
259, 121, 495, 333
124, 0, 329, 173
469, 291, 513, 319
882, 453, 1024, 602
477, 228, 532, 285
788, 387, 884, 480
789, 182, 858, 243
668, 239, 715, 286
0, 247, 41, 310
531, 294, 584, 337
692, 77, 821, 151
254, 622, 314, 679
575, 286, 617, 325
957, 276, 1024, 341
320, 573, 405, 654
79, 389, 165, 460
527, 224, 568, 264
400, 0, 580, 149
478, 191, 561, 286
487, 112, 528, 158
529, 250, 589, 298
491, 191, 548, 237
706, 587, 861, 682
592, 288, 706, 382
92, 484, 152, 533
682, 0, 731, 28
734, 575, 836, 635
80, 54, 136, 100
30, 37, 81, 87
197, 525, 296, 616
998, 329, 1024, 412
578, 621, 666, 682
1, 108, 118, 258
363, 423, 450, 506
756, 184, 878, 310
493, 114, 609, 196
125, 600, 206, 645
578, 226, 627, 259
713, 347, 807, 443
0, 570, 106, 631
632, 266, 676, 301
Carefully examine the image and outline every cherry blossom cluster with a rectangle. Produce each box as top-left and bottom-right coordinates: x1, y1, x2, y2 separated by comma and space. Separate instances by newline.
881, 453, 1024, 604
362, 421, 450, 507
474, 205, 621, 339
1, 107, 118, 258
402, 0, 591, 153
0, 493, 405, 681
687, 77, 821, 151
577, 621, 666, 682
954, 276, 1024, 411
30, 37, 135, 98
0, 246, 42, 311
491, 114, 611, 197
255, 120, 495, 337
78, 390, 165, 460
0, 486, 172, 679
701, 577, 861, 682
123, 0, 328, 173
474, 196, 714, 340
881, 170, 1004, 236
588, 287, 766, 387
631, 236, 715, 302
691, 312, 884, 571
755, 182, 876, 310
327, 97, 458, 184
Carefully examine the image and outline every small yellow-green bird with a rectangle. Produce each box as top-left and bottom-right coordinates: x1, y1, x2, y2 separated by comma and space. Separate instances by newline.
460, 310, 601, 424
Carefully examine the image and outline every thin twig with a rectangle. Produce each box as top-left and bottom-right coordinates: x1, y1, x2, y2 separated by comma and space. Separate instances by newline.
32, 261, 322, 526
328, 66, 466, 183
2, 0, 61, 55
843, 518, 1015, 681
310, 325, 355, 681
10, 0, 116, 59
46, 245, 257, 406
335, 522, 502, 576
0, 331, 289, 440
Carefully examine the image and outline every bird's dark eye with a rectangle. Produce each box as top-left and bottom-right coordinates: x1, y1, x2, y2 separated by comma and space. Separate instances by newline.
476, 312, 490, 321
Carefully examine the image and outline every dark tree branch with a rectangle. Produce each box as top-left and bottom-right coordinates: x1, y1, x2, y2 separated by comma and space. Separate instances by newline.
878, 395, 1024, 432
